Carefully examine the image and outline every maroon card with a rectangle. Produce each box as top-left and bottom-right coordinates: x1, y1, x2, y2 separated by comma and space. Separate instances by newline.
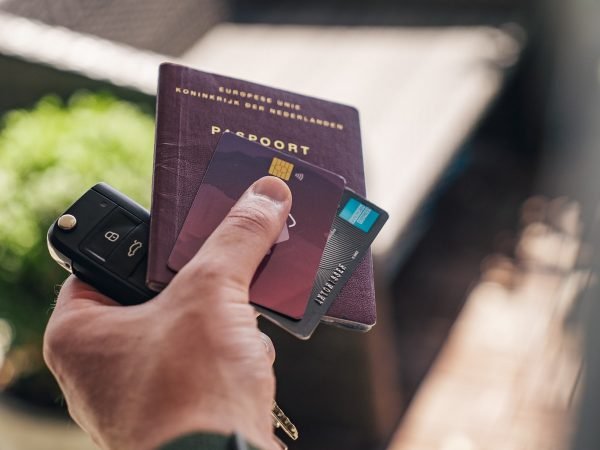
168, 133, 346, 320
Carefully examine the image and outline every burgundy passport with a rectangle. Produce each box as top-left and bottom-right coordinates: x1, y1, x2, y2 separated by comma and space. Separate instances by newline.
168, 133, 346, 319
148, 62, 376, 329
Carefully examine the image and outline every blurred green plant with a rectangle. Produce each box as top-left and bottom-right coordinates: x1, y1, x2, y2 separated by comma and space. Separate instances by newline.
0, 92, 154, 409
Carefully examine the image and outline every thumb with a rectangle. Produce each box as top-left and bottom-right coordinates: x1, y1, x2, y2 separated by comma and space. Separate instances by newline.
180, 176, 292, 293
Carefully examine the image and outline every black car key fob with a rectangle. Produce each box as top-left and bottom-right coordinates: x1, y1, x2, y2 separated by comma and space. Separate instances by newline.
47, 183, 157, 305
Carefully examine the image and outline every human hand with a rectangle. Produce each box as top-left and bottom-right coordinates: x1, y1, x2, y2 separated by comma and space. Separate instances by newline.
43, 176, 292, 450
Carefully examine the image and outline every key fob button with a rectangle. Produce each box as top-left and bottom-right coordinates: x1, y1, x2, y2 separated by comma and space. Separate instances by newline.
129, 257, 149, 291
107, 223, 148, 278
81, 209, 140, 262
57, 214, 78, 231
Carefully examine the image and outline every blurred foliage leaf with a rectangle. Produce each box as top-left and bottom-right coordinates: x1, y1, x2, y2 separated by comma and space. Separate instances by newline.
0, 92, 154, 408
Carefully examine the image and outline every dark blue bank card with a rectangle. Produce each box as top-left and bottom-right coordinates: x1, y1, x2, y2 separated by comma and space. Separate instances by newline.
256, 189, 388, 339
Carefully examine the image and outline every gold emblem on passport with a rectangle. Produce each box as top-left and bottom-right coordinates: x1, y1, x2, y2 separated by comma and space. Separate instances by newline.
268, 157, 294, 181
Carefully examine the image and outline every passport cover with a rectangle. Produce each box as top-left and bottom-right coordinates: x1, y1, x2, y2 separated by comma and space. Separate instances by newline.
148, 62, 376, 328
168, 132, 346, 319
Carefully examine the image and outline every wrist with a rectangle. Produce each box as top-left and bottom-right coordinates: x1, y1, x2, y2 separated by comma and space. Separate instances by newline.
159, 432, 262, 450
120, 403, 276, 450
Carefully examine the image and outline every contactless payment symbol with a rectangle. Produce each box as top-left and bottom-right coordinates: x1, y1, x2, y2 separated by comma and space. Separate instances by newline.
272, 213, 295, 249
268, 157, 294, 181
287, 213, 296, 228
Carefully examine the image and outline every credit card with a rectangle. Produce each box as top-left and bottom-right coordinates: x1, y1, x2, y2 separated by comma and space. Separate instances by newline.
168, 132, 346, 319
255, 189, 388, 339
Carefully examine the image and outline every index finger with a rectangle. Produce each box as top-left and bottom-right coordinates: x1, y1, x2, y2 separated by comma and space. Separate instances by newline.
54, 275, 120, 312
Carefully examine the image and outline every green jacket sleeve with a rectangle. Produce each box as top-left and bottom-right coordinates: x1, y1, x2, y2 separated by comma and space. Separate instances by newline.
158, 432, 261, 450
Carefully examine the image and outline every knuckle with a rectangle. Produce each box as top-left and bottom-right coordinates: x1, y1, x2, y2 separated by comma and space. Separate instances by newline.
170, 263, 247, 302
260, 334, 276, 364
246, 364, 275, 388
181, 262, 224, 286
225, 204, 274, 237
43, 319, 70, 368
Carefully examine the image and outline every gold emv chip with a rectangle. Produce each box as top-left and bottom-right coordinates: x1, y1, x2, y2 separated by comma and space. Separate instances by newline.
268, 157, 294, 181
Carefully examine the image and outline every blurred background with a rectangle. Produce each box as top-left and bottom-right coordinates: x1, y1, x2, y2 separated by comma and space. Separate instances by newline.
1, 0, 600, 449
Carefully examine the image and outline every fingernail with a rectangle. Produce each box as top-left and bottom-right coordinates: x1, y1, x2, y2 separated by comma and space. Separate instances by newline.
252, 176, 291, 204
262, 338, 271, 352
